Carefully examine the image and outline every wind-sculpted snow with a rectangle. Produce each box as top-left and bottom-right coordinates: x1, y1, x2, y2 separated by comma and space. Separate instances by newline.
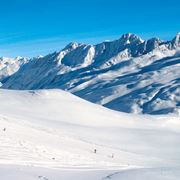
0, 89, 180, 179
1, 33, 180, 114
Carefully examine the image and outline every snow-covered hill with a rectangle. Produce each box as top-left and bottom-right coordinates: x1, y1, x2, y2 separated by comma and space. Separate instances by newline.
1, 33, 180, 115
0, 89, 180, 179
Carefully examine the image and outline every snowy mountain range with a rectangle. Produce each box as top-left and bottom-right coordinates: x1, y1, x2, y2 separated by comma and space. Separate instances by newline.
0, 33, 180, 180
1, 33, 180, 115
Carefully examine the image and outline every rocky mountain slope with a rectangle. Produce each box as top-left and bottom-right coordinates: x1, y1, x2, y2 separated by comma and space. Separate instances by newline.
1, 33, 180, 115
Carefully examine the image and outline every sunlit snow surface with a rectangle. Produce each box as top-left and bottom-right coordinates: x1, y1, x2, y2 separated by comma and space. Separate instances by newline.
0, 89, 179, 179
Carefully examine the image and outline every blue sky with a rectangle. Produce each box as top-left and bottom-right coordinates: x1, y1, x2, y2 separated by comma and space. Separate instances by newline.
0, 0, 179, 57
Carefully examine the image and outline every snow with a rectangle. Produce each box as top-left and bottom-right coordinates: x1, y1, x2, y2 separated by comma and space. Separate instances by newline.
1, 165, 180, 180
1, 33, 180, 115
0, 56, 28, 82
0, 89, 180, 179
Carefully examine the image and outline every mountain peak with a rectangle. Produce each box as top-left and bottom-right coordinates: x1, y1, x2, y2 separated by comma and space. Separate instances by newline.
63, 42, 80, 51
146, 37, 162, 46
121, 33, 135, 38
119, 33, 144, 45
174, 32, 180, 40
176, 32, 180, 36
171, 32, 180, 48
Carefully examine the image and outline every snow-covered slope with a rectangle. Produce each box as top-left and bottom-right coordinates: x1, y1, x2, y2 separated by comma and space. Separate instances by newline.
0, 56, 28, 85
0, 89, 180, 179
1, 33, 180, 115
